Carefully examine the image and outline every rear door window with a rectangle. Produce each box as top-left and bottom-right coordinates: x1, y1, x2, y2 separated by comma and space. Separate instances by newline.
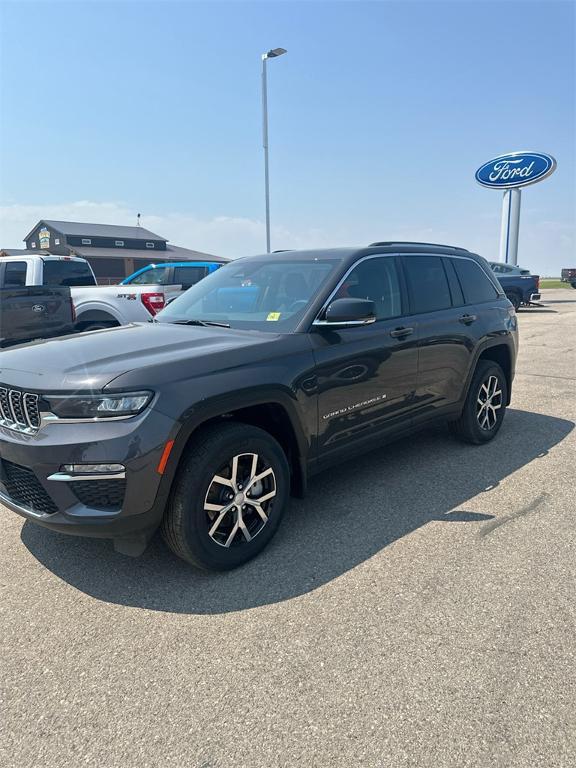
173, 266, 209, 289
42, 260, 96, 286
402, 256, 452, 313
4, 261, 27, 287
453, 258, 500, 304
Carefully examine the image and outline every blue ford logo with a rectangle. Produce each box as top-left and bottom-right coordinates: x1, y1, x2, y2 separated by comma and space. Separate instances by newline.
475, 151, 556, 189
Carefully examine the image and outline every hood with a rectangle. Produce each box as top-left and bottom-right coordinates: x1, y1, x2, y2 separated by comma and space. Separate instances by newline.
0, 322, 285, 392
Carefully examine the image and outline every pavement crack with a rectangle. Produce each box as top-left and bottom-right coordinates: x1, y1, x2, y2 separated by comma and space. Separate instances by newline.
478, 493, 549, 538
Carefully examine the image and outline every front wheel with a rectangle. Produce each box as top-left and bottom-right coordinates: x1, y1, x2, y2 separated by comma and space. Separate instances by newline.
161, 422, 290, 570
450, 360, 508, 444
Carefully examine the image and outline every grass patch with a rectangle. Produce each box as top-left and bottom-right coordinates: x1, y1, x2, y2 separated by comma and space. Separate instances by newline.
540, 279, 569, 289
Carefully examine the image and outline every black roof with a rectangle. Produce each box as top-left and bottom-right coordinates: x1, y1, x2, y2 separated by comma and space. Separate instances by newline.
240, 242, 480, 265
24, 220, 166, 242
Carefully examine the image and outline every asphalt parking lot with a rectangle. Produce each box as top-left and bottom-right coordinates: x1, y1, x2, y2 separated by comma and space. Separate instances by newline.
1, 288, 575, 768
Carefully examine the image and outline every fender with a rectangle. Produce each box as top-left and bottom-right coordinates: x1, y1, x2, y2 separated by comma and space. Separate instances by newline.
152, 386, 312, 509
74, 298, 124, 325
460, 335, 515, 407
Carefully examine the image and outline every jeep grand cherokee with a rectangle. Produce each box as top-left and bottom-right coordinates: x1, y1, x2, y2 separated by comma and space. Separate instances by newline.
0, 243, 518, 570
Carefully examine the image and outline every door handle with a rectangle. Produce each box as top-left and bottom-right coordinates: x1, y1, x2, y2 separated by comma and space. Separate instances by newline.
390, 326, 414, 338
459, 314, 478, 325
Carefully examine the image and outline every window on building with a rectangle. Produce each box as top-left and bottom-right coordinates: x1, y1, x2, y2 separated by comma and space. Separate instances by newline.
4, 261, 27, 288
115, 240, 124, 247
146, 242, 155, 249
453, 258, 500, 304
31, 242, 36, 248
55, 238, 60, 245
336, 256, 402, 320
403, 255, 452, 313
81, 238, 92, 245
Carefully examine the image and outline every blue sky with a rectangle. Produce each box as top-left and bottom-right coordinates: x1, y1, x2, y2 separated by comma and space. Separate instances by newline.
0, 0, 574, 273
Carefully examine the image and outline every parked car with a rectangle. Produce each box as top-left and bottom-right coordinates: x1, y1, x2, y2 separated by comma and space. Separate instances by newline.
0, 285, 76, 348
0, 254, 167, 330
560, 268, 576, 288
121, 261, 227, 304
488, 261, 531, 276
493, 272, 541, 310
0, 242, 518, 570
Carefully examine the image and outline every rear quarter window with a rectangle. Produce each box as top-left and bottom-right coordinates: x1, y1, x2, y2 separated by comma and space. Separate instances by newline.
43, 260, 96, 287
453, 259, 500, 304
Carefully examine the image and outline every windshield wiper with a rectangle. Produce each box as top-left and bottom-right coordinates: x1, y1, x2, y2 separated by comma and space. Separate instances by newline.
171, 319, 231, 328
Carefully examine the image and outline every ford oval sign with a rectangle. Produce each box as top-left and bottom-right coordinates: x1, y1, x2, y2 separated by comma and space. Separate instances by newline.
475, 151, 557, 189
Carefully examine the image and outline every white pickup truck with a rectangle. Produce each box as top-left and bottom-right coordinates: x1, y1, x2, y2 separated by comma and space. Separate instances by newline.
0, 254, 166, 331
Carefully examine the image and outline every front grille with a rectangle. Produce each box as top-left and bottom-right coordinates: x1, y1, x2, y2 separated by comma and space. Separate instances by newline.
72, 479, 126, 511
0, 387, 40, 433
1, 460, 58, 515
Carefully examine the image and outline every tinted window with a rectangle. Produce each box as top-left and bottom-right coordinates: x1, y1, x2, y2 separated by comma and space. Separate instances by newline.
453, 259, 499, 304
337, 257, 402, 320
4, 261, 27, 287
129, 267, 170, 285
174, 266, 208, 288
403, 256, 452, 313
43, 260, 96, 286
90, 258, 126, 279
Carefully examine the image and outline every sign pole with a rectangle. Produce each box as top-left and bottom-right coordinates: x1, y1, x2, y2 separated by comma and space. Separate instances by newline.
498, 187, 522, 265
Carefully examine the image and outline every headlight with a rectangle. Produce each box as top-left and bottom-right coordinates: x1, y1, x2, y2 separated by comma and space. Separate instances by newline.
42, 392, 153, 419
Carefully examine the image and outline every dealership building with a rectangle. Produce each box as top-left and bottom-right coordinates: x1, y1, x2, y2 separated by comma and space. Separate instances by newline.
1, 220, 226, 283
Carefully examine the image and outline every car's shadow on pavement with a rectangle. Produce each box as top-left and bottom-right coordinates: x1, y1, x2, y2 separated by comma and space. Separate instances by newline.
21, 408, 574, 614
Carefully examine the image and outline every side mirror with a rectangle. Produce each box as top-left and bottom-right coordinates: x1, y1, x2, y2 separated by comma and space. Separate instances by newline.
313, 298, 376, 328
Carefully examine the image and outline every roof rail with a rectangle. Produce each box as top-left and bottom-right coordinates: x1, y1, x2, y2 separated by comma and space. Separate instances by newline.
369, 241, 470, 252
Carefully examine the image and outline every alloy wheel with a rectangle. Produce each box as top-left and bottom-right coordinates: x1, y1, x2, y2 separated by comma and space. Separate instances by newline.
204, 452, 277, 548
476, 375, 502, 431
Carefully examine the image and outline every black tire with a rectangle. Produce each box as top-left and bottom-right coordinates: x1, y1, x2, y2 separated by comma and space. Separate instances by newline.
161, 422, 290, 570
506, 292, 521, 311
450, 360, 508, 445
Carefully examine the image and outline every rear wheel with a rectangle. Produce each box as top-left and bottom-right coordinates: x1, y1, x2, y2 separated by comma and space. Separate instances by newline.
161, 422, 290, 570
450, 360, 508, 444
506, 291, 521, 311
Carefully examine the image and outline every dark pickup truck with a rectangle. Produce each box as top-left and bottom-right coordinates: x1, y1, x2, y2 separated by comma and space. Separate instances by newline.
494, 274, 541, 310
0, 286, 76, 349
0, 242, 518, 571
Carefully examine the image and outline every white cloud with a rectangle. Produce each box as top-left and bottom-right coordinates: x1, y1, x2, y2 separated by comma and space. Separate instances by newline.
0, 200, 333, 259
0, 199, 573, 275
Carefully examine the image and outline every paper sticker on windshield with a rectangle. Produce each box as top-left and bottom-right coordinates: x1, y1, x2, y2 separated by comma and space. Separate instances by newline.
267, 312, 281, 321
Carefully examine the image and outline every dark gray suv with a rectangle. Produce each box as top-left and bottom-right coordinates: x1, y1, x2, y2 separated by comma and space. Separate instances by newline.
0, 243, 518, 570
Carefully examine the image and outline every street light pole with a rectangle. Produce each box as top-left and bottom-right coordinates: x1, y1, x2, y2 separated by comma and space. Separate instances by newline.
261, 48, 287, 253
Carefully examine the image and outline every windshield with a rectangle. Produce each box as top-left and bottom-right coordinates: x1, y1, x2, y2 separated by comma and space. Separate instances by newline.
156, 258, 340, 331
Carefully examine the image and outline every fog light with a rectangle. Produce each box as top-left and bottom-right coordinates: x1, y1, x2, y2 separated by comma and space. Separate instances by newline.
62, 464, 125, 475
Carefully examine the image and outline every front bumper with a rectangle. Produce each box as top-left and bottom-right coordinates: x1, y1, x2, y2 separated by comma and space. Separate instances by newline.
530, 293, 542, 302
0, 407, 175, 544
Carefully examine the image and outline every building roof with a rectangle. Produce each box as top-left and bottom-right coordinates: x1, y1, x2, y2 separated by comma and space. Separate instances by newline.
70, 244, 227, 262
24, 220, 166, 242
